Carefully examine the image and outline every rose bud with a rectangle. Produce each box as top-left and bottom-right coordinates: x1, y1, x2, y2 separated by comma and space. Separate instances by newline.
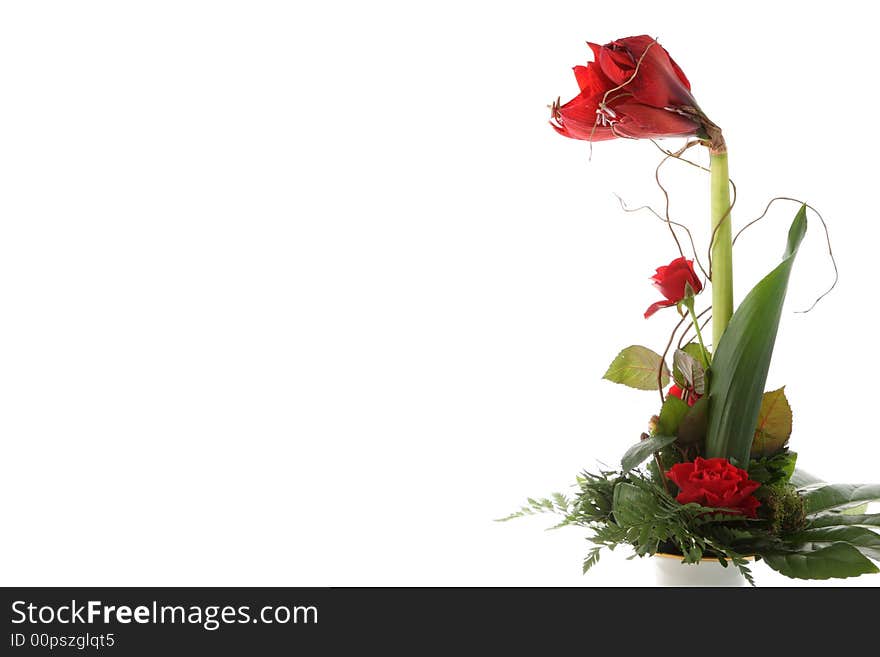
550, 35, 706, 142
644, 257, 702, 319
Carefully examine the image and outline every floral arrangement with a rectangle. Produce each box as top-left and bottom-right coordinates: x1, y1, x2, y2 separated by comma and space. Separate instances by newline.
504, 35, 880, 583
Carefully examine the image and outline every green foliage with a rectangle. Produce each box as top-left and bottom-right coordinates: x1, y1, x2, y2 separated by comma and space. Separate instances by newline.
582, 471, 758, 581
621, 434, 677, 473
752, 387, 793, 456
706, 206, 808, 467
748, 450, 798, 486
603, 345, 669, 391
496, 494, 572, 523
502, 462, 880, 583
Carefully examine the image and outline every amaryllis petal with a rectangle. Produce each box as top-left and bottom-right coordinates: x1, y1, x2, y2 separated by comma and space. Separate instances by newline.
597, 45, 636, 85
550, 96, 616, 141
610, 36, 696, 108
552, 35, 707, 144
611, 103, 701, 140
573, 65, 607, 98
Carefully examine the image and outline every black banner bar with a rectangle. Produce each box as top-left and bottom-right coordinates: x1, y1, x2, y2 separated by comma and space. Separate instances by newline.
1, 587, 871, 654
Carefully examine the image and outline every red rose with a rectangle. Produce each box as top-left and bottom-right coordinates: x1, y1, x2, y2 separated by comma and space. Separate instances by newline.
668, 383, 700, 407
551, 35, 703, 142
666, 457, 761, 518
644, 257, 702, 318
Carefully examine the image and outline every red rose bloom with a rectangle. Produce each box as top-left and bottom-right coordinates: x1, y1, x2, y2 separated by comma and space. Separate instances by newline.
666, 457, 761, 518
668, 383, 700, 407
551, 35, 703, 142
644, 257, 702, 318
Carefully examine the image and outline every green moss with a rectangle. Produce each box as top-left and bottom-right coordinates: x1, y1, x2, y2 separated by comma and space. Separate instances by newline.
758, 482, 806, 535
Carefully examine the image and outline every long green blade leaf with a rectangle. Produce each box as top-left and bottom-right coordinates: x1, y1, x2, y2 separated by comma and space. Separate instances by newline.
705, 206, 808, 466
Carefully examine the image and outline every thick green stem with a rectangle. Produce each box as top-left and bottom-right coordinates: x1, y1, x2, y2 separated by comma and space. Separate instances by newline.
710, 151, 733, 348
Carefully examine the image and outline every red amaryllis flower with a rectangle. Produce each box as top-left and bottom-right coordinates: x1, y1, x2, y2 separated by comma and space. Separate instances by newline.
668, 384, 701, 407
666, 457, 761, 518
644, 257, 702, 318
550, 35, 703, 142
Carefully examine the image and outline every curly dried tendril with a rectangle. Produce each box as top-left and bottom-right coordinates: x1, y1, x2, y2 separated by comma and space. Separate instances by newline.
733, 197, 838, 313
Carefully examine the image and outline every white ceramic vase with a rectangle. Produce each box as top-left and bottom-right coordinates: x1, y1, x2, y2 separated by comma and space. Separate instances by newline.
654, 554, 748, 587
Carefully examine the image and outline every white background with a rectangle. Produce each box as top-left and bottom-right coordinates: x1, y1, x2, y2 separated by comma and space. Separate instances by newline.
1, 1, 877, 586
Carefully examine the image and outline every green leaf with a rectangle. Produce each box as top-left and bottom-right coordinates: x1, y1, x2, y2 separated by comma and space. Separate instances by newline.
809, 512, 880, 529
673, 349, 705, 394
787, 526, 880, 561
803, 483, 880, 515
603, 345, 670, 391
657, 395, 689, 436
763, 542, 879, 580
612, 482, 656, 529
751, 387, 792, 456
705, 206, 808, 467
676, 397, 708, 446
621, 434, 678, 473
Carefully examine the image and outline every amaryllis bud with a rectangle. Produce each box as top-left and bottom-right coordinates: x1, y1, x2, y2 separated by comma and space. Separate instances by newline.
644, 257, 702, 319
550, 35, 706, 142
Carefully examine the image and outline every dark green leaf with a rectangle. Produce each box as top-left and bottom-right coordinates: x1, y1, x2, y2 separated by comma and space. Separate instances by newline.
803, 483, 880, 515
603, 345, 670, 390
676, 397, 708, 446
705, 206, 807, 467
621, 434, 678, 473
657, 395, 689, 436
763, 542, 879, 580
673, 349, 705, 394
